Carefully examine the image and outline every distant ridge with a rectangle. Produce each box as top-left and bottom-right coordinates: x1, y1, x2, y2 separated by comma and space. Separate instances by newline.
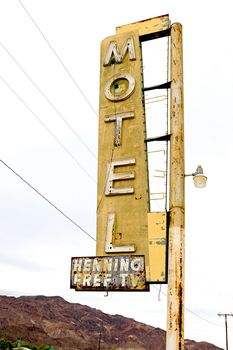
0, 295, 223, 350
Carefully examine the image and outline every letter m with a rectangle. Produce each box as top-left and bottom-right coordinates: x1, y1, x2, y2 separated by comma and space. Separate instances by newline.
103, 38, 136, 66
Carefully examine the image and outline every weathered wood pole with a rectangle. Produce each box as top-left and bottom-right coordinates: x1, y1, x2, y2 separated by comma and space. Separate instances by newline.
166, 22, 185, 350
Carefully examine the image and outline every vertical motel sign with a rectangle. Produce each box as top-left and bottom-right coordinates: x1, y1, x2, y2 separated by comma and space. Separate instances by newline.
71, 15, 170, 292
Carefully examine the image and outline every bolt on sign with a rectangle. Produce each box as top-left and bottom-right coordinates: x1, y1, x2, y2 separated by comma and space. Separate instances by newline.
96, 15, 170, 285
70, 256, 148, 291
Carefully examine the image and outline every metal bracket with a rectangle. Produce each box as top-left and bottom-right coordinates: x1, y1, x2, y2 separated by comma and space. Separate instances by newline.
145, 134, 171, 142
143, 81, 171, 92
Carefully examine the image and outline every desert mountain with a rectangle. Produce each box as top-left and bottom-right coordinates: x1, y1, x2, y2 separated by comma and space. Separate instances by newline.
0, 295, 223, 350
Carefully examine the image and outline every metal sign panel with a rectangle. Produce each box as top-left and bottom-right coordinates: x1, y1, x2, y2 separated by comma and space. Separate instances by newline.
97, 29, 150, 264
116, 14, 170, 37
70, 256, 149, 291
93, 16, 170, 288
147, 212, 167, 282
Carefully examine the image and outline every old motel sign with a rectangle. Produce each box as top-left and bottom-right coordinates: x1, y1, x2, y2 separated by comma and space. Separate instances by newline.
71, 15, 170, 292
70, 256, 148, 291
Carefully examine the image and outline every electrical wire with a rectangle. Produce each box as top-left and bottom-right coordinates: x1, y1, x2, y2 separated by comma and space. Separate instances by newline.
8, 12, 221, 328
5, 12, 231, 335
0, 42, 97, 160
0, 76, 96, 184
0, 161, 225, 328
185, 306, 225, 328
18, 0, 98, 118
153, 285, 224, 328
0, 159, 96, 242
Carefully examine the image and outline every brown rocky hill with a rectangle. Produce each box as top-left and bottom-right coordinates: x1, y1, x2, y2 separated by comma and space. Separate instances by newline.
0, 295, 223, 350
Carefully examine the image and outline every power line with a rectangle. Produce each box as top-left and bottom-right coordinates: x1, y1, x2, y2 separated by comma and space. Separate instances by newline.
0, 75, 96, 184
186, 307, 223, 328
18, 0, 98, 118
0, 41, 97, 160
153, 285, 224, 328
0, 159, 96, 242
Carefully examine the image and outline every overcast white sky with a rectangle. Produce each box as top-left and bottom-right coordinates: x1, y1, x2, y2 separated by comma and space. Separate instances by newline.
0, 1, 232, 349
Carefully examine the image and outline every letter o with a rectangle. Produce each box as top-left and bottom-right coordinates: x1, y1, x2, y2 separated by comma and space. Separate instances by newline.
104, 73, 135, 102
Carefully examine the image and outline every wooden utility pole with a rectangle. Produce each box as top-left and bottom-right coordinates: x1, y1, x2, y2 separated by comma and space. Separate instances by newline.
166, 23, 185, 350
97, 330, 101, 350
218, 313, 233, 350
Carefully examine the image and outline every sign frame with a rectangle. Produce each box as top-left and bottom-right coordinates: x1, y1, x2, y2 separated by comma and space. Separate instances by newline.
70, 255, 149, 292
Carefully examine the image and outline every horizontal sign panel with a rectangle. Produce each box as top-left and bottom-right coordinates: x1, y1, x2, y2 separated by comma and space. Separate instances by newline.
70, 255, 149, 291
116, 14, 170, 37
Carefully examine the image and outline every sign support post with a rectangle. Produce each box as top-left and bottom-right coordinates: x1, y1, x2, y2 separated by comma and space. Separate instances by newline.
166, 23, 185, 350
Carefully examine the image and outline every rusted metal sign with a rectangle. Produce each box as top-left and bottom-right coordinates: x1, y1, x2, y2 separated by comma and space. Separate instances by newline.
96, 15, 169, 284
70, 255, 149, 291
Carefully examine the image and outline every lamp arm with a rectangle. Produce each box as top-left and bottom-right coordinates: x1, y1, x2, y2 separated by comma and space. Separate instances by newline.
184, 172, 196, 177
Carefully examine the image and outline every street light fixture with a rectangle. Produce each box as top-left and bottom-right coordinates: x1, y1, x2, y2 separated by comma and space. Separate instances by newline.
185, 165, 207, 188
